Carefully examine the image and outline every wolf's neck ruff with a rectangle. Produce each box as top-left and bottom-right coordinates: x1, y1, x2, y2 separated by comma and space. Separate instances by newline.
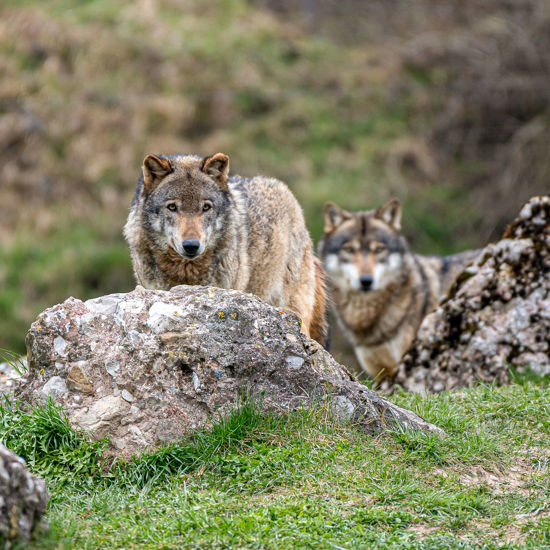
152, 244, 215, 287
333, 263, 415, 341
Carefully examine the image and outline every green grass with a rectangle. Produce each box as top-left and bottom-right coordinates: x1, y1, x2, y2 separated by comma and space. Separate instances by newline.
1, 381, 549, 549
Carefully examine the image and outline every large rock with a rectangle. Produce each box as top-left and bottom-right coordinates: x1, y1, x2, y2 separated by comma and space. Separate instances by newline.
17, 286, 441, 458
383, 196, 550, 394
0, 443, 49, 543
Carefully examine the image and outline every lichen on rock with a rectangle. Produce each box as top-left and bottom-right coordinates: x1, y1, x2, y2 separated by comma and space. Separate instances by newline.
382, 195, 550, 394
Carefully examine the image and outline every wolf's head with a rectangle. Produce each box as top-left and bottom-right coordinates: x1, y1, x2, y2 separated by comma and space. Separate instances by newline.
137, 152, 232, 260
319, 199, 410, 293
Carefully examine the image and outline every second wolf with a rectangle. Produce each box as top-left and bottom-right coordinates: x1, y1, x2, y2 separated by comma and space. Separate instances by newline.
318, 199, 479, 378
124, 152, 328, 347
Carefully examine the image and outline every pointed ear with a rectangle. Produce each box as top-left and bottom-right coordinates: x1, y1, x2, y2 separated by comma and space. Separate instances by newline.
142, 154, 173, 193
376, 198, 402, 230
323, 202, 350, 233
201, 153, 229, 188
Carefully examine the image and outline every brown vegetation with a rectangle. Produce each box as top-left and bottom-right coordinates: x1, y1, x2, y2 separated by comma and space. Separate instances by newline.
1, 0, 549, 355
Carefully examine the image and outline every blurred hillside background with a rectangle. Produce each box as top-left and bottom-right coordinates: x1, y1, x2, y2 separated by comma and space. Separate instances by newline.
1, 0, 549, 363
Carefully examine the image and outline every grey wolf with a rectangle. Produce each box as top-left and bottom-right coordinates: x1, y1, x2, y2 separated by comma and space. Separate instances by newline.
124, 153, 328, 347
318, 199, 480, 378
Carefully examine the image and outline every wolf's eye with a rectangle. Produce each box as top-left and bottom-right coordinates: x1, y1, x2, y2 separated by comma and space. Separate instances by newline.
341, 244, 355, 254
166, 203, 177, 212
202, 202, 212, 212
373, 243, 387, 254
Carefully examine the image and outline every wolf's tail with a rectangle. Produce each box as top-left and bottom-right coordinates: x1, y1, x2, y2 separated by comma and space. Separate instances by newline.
310, 258, 330, 350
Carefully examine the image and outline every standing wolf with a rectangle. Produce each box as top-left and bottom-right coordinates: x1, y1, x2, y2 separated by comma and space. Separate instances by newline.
124, 152, 328, 346
318, 199, 480, 378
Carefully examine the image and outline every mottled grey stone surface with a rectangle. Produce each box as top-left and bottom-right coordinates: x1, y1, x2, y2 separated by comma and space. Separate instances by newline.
17, 286, 441, 458
0, 443, 49, 543
383, 195, 550, 394
0, 359, 25, 397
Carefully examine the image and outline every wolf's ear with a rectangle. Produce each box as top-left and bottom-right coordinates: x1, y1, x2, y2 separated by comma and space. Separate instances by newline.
142, 154, 173, 193
323, 203, 350, 233
201, 153, 230, 188
376, 198, 402, 230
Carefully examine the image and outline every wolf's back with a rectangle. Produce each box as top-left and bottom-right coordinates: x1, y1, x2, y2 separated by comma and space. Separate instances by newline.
229, 176, 329, 347
419, 249, 482, 301
228, 176, 312, 267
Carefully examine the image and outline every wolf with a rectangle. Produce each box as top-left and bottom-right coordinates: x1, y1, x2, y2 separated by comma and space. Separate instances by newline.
318, 199, 480, 378
124, 152, 328, 347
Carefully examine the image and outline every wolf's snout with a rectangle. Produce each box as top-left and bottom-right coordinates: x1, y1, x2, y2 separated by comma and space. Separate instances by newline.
359, 274, 373, 291
183, 239, 200, 256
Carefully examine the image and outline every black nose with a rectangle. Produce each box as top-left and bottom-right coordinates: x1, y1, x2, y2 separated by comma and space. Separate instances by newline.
182, 239, 200, 256
359, 274, 373, 290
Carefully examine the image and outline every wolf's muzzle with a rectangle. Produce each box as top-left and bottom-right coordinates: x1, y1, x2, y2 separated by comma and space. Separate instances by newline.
359, 274, 373, 291
182, 239, 200, 258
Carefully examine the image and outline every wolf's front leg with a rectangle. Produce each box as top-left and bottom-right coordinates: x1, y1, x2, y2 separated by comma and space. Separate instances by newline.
354, 345, 394, 380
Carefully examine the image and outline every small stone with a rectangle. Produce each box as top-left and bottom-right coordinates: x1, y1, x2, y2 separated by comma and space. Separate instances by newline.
128, 425, 149, 446
192, 372, 201, 392
73, 395, 127, 431
115, 299, 145, 325
67, 362, 92, 393
160, 332, 186, 345
53, 336, 68, 357
126, 330, 143, 346
84, 294, 124, 315
40, 376, 68, 398
334, 395, 355, 420
121, 390, 134, 402
285, 356, 305, 368
146, 302, 187, 333
105, 361, 120, 377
